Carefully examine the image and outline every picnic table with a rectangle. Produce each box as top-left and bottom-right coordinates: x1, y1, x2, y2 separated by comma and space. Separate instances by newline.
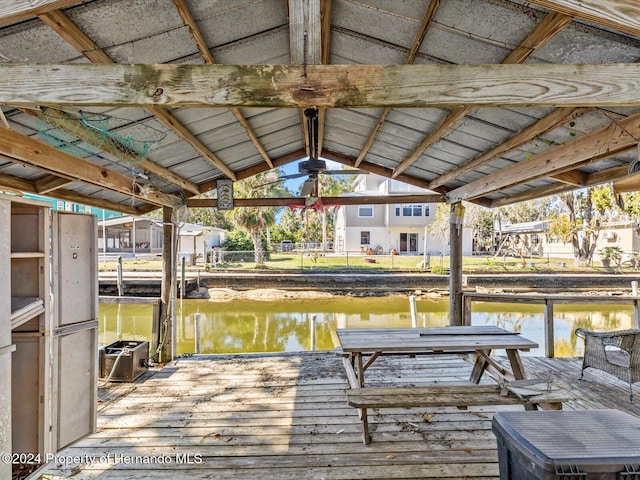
335, 326, 568, 444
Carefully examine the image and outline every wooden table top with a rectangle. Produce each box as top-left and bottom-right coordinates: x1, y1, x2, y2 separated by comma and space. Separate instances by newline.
335, 326, 538, 353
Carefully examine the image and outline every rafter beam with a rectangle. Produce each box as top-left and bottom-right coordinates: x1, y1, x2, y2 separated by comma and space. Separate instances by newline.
172, 0, 272, 169
448, 113, 640, 202
4, 63, 640, 109
392, 11, 572, 178
197, 149, 308, 194
39, 7, 236, 181
550, 169, 588, 186
0, 171, 140, 214
148, 106, 236, 180
34, 174, 72, 193
25, 106, 200, 193
429, 107, 586, 189
289, 0, 322, 160
317, 0, 332, 155
0, 127, 180, 207
0, 0, 81, 26
489, 163, 631, 207
613, 170, 640, 192
526, 0, 640, 38
188, 193, 444, 208
355, 0, 440, 168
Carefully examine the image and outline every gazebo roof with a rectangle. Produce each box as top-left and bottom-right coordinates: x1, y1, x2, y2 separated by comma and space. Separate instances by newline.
0, 0, 639, 214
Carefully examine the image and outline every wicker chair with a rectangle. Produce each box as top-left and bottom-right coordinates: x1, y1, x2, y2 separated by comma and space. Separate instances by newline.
575, 328, 640, 402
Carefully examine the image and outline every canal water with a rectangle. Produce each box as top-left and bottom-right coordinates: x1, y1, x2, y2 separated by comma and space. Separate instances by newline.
98, 296, 634, 357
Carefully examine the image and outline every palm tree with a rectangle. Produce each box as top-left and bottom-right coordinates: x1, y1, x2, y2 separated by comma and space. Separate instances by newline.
225, 172, 287, 266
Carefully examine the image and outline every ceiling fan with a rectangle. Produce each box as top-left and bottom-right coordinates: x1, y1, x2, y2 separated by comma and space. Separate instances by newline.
273, 108, 369, 197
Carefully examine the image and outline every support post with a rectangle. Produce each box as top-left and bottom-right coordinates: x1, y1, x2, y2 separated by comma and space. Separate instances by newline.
544, 299, 554, 358
116, 256, 124, 297
409, 295, 418, 328
159, 207, 174, 363
463, 295, 472, 326
449, 203, 464, 326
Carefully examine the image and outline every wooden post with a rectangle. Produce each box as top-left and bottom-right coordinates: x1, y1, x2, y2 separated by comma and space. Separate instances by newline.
449, 203, 464, 326
116, 256, 123, 296
544, 299, 554, 358
159, 207, 174, 363
409, 295, 417, 328
463, 295, 472, 326
180, 255, 186, 299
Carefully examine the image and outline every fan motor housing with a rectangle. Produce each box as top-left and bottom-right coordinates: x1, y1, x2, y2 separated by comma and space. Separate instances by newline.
298, 159, 326, 174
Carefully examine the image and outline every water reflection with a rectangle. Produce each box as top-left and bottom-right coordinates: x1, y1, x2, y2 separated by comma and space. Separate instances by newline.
98, 298, 634, 358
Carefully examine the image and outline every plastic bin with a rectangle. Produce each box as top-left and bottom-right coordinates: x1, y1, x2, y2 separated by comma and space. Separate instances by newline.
99, 340, 148, 381
492, 410, 640, 479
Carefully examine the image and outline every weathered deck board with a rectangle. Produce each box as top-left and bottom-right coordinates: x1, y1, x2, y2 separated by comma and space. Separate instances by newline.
35, 352, 640, 480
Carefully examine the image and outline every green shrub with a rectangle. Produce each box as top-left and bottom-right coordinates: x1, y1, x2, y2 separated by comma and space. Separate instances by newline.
431, 265, 448, 275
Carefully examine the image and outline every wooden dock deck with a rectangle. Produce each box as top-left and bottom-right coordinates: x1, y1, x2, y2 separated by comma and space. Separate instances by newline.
36, 352, 640, 479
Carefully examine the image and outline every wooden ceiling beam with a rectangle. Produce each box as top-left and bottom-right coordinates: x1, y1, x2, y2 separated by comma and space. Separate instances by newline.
34, 174, 72, 193
187, 193, 444, 208
526, 0, 640, 38
289, 0, 322, 160
391, 11, 572, 178
549, 169, 588, 186
354, 0, 441, 168
197, 149, 307, 194
172, 0, 273, 169
40, 7, 236, 181
448, 112, 640, 202
317, 0, 332, 155
0, 0, 80, 26
4, 63, 640, 108
489, 183, 577, 208
489, 163, 633, 208
0, 127, 180, 207
0, 171, 140, 214
429, 107, 587, 189
147, 106, 236, 180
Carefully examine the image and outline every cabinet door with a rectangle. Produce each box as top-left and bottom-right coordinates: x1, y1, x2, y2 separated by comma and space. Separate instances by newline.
51, 212, 98, 451
52, 212, 97, 327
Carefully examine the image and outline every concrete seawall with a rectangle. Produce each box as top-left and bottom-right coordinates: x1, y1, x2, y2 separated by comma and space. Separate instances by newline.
99, 271, 640, 297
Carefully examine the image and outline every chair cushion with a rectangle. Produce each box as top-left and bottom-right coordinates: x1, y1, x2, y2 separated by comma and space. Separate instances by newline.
605, 348, 630, 368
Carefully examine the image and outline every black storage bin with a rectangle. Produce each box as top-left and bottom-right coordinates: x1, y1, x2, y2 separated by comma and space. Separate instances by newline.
99, 340, 149, 381
492, 410, 640, 480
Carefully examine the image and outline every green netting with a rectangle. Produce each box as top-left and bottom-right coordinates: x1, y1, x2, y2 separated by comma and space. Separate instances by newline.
37, 109, 166, 166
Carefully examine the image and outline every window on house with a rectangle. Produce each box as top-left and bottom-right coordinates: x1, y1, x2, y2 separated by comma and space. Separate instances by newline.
424, 205, 430, 216
360, 231, 370, 245
358, 205, 373, 217
398, 204, 424, 216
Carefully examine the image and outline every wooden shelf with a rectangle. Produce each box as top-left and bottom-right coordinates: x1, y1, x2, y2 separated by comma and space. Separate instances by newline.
11, 297, 45, 330
11, 252, 45, 259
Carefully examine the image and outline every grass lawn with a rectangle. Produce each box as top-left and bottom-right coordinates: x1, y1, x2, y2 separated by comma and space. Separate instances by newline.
98, 252, 637, 274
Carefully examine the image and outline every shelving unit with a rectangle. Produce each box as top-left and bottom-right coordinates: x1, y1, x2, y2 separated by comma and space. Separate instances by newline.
0, 194, 98, 465
8, 195, 52, 456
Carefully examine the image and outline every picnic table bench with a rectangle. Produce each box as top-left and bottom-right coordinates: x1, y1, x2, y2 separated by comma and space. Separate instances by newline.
346, 382, 568, 444
335, 326, 570, 444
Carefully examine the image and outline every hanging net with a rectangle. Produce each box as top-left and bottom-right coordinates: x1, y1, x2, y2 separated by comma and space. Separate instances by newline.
37, 108, 166, 166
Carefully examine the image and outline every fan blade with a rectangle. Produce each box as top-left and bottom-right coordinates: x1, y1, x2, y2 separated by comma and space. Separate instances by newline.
256, 173, 307, 188
322, 169, 369, 175
300, 178, 316, 197
280, 172, 308, 180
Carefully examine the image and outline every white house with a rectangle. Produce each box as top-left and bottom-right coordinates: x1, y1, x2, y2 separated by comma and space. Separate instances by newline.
496, 219, 640, 263
333, 174, 473, 255
97, 215, 227, 262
